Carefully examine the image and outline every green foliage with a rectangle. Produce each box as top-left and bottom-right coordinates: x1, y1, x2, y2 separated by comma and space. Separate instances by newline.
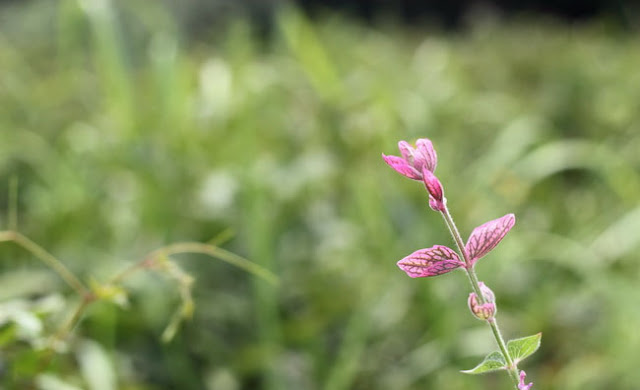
462, 333, 541, 375
462, 351, 507, 375
508, 333, 542, 365
1, 1, 640, 389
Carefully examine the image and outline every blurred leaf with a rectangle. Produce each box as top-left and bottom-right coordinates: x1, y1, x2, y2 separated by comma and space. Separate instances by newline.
0, 269, 58, 301
513, 139, 603, 183
36, 373, 83, 390
0, 323, 17, 347
277, 6, 341, 101
591, 205, 640, 264
77, 339, 117, 390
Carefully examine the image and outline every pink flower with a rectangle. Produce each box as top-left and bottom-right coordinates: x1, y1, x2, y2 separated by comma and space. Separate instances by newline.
382, 139, 437, 181
518, 370, 533, 390
382, 138, 446, 211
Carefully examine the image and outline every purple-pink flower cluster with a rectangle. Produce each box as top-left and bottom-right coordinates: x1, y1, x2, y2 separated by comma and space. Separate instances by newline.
382, 139, 445, 211
383, 137, 534, 389
383, 138, 515, 278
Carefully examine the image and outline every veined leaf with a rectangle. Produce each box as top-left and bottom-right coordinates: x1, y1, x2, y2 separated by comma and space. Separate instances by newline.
507, 333, 542, 364
461, 351, 507, 374
397, 245, 463, 278
466, 214, 516, 264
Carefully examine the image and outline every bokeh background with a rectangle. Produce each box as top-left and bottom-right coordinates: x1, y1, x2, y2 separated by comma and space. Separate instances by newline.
1, 1, 640, 389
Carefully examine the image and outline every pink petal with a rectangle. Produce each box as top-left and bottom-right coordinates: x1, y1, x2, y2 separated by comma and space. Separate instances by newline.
397, 245, 463, 278
397, 140, 415, 161
414, 138, 437, 173
518, 371, 533, 390
466, 214, 516, 264
382, 153, 421, 180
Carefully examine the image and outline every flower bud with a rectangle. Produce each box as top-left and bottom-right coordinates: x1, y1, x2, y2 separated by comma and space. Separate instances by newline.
423, 169, 446, 212
467, 282, 497, 320
518, 370, 533, 390
478, 282, 495, 303
428, 196, 446, 212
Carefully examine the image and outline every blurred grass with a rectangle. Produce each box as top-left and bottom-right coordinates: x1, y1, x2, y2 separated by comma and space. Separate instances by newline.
1, 1, 640, 389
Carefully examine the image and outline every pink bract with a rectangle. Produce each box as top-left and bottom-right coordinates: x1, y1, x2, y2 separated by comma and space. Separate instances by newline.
466, 214, 516, 265
412, 139, 438, 173
381, 154, 422, 180
397, 245, 464, 278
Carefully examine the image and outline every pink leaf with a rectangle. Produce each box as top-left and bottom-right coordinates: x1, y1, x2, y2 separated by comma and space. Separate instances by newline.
381, 153, 422, 180
397, 245, 463, 278
466, 214, 516, 264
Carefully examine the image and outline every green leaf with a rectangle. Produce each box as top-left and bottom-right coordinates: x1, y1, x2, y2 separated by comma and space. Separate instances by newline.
507, 333, 542, 364
461, 351, 507, 374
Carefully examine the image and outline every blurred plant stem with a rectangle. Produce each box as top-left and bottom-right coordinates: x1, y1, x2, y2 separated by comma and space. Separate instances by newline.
0, 228, 277, 357
9, 176, 18, 231
440, 206, 520, 387
242, 183, 285, 390
0, 230, 89, 296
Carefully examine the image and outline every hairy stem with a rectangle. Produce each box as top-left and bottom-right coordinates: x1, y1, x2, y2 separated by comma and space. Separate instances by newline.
440, 207, 484, 299
440, 205, 520, 388
488, 317, 521, 384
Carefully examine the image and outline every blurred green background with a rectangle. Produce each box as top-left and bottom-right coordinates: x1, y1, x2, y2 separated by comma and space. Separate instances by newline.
1, 1, 640, 389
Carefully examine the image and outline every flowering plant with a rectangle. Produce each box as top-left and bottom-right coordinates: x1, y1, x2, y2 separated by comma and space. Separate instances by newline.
383, 138, 540, 389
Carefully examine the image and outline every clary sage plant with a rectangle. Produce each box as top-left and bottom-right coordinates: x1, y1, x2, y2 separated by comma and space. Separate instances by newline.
383, 138, 540, 390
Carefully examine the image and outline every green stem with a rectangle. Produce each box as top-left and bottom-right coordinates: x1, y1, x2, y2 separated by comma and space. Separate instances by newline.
440, 205, 520, 388
0, 230, 89, 297
9, 175, 18, 231
440, 207, 485, 300
53, 294, 95, 343
488, 318, 521, 384
142, 242, 279, 285
38, 294, 96, 371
